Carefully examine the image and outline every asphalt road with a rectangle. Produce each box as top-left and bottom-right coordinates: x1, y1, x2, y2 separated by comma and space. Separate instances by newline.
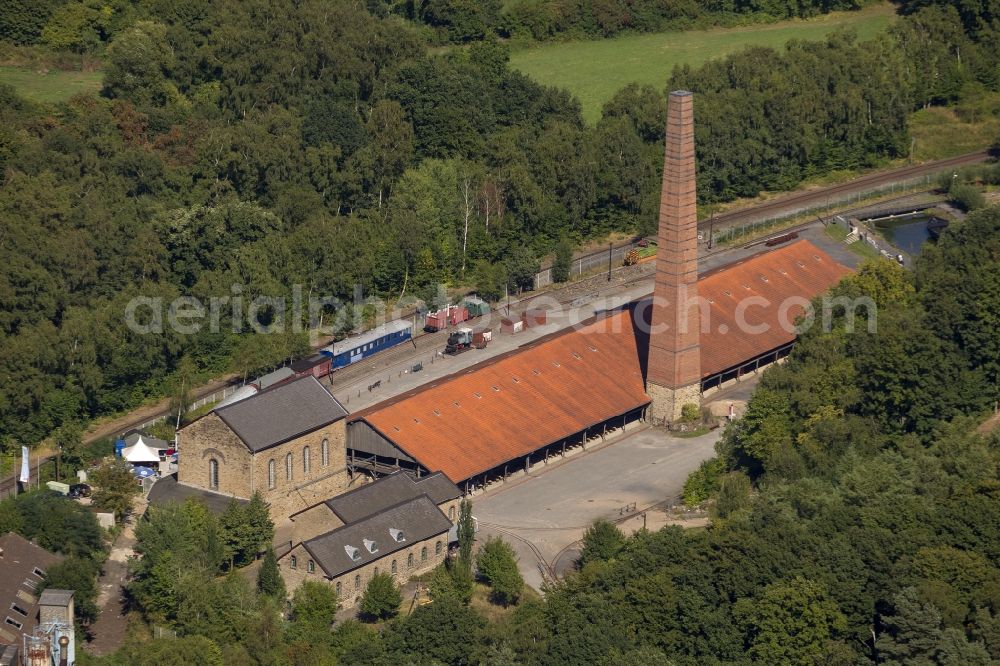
473, 424, 720, 590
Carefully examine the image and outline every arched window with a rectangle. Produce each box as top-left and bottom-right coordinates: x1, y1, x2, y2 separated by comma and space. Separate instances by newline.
321, 438, 329, 467
290, 555, 297, 570
307, 560, 315, 573
354, 574, 360, 590
407, 553, 414, 568
391, 560, 397, 576
208, 459, 219, 490
267, 459, 276, 489
336, 582, 342, 596
285, 453, 293, 481
449, 506, 456, 521
435, 541, 442, 555
303, 446, 311, 475
421, 546, 427, 561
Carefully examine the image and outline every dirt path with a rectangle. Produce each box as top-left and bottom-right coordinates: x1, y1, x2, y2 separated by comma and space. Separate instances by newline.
85, 494, 147, 657
978, 409, 1000, 435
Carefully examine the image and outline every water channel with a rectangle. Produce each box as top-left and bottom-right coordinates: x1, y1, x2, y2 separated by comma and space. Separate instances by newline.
869, 212, 947, 256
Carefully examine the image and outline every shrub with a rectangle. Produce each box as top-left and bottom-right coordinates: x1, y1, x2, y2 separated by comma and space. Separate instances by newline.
578, 519, 624, 567
682, 456, 725, 506
949, 183, 986, 212
714, 471, 752, 519
475, 537, 523, 606
680, 403, 701, 422
360, 572, 402, 621
552, 238, 573, 283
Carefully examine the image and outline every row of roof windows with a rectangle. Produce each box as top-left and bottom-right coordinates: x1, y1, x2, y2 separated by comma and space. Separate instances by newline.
344, 528, 406, 563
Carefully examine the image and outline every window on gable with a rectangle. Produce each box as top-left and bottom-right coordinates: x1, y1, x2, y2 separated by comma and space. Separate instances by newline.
208, 459, 219, 490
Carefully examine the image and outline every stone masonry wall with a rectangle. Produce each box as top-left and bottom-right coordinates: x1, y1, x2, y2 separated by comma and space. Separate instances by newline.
179, 413, 352, 522
289, 504, 345, 545
177, 412, 253, 499
252, 420, 351, 521
279, 533, 449, 608
647, 382, 701, 425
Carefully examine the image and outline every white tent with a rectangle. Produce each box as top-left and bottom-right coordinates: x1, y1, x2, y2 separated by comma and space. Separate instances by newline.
121, 436, 162, 463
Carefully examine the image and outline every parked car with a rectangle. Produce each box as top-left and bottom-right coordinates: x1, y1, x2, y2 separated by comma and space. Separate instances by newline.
68, 483, 92, 498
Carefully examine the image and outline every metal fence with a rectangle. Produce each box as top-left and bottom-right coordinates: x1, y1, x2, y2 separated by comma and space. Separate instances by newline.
126, 383, 245, 435
535, 240, 645, 288
712, 175, 938, 246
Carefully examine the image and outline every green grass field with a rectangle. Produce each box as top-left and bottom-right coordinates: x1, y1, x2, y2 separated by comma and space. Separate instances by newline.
0, 65, 102, 104
510, 3, 897, 124
909, 94, 1000, 160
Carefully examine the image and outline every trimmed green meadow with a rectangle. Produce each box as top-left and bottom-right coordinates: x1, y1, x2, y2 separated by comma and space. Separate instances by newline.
0, 65, 102, 104
509, 3, 897, 124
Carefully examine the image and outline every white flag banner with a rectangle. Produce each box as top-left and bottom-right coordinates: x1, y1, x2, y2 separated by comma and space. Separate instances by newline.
19, 446, 29, 484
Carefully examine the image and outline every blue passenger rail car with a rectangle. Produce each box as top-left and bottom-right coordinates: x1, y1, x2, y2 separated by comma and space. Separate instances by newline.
321, 320, 413, 370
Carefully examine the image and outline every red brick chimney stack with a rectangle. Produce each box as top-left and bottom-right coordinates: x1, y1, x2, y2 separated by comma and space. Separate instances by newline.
646, 90, 702, 424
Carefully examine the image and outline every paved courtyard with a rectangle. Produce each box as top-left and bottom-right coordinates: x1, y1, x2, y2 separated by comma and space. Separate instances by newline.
472, 425, 720, 590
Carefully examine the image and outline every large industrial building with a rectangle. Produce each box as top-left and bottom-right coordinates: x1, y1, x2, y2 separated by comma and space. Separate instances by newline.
166, 91, 851, 510
344, 91, 851, 491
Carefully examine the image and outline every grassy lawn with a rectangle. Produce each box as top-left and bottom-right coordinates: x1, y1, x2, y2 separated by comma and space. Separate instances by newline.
909, 93, 1000, 161
469, 582, 541, 623
509, 3, 897, 124
824, 223, 881, 259
0, 65, 102, 104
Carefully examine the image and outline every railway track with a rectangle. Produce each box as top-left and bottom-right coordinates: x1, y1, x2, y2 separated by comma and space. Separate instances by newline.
706, 150, 989, 228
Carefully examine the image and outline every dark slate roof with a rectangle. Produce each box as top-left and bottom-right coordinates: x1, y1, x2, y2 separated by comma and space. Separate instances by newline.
146, 474, 248, 515
0, 533, 63, 646
215, 376, 347, 453
299, 496, 452, 579
37, 589, 73, 607
325, 471, 460, 524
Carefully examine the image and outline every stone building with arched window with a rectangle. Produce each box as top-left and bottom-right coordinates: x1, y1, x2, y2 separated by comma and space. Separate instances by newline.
173, 376, 351, 521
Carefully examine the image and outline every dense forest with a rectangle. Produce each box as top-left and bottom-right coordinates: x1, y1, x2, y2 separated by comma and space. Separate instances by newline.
0, 0, 998, 454
72, 206, 1000, 665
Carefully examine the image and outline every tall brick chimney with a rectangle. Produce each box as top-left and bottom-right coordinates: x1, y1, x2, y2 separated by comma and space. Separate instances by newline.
646, 90, 701, 425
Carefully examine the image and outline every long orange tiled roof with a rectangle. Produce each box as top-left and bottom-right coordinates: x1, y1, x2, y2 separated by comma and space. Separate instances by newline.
356, 309, 651, 483
355, 239, 850, 483
696, 239, 852, 376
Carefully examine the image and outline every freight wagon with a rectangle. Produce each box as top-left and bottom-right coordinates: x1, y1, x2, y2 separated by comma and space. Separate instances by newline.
320, 320, 413, 369
425, 305, 469, 332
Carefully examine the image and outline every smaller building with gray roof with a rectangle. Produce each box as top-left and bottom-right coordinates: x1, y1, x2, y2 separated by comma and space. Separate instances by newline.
277, 472, 461, 609
325, 471, 460, 524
